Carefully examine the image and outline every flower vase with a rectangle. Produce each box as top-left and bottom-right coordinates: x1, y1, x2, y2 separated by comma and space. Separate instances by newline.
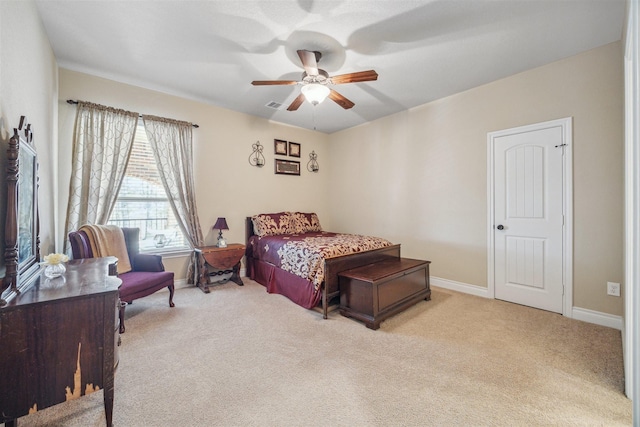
44, 263, 66, 279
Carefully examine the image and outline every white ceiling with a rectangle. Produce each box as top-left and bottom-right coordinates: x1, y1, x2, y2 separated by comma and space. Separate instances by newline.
35, 0, 626, 134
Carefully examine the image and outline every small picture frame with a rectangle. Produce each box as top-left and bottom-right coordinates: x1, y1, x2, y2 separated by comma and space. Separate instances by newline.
288, 141, 301, 158
275, 159, 300, 176
274, 139, 287, 155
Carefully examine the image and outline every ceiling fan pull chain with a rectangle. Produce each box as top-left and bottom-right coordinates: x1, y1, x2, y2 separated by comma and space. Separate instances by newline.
312, 105, 317, 130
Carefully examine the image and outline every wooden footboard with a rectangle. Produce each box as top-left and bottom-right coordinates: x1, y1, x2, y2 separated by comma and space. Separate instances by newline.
322, 244, 401, 319
245, 217, 400, 319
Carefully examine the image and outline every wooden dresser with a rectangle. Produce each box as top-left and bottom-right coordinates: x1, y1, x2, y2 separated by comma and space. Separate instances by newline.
0, 257, 121, 427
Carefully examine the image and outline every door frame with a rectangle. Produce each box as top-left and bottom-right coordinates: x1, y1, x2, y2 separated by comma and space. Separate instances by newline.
487, 117, 573, 317
624, 0, 639, 403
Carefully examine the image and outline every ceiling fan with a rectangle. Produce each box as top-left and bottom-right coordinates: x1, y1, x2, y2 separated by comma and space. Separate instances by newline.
251, 50, 378, 111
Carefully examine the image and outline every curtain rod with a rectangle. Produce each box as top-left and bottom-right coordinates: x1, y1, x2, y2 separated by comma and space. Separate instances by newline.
66, 100, 199, 128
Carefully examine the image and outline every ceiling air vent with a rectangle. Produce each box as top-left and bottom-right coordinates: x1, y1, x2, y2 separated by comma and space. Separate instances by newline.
265, 101, 283, 110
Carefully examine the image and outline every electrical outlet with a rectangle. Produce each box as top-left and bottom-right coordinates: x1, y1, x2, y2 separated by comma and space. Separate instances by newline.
607, 282, 621, 297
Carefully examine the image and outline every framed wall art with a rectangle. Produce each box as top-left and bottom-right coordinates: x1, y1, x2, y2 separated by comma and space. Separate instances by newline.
275, 159, 300, 176
288, 141, 301, 158
274, 139, 287, 155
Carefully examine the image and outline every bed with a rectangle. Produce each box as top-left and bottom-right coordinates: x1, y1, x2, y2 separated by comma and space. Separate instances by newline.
245, 212, 401, 318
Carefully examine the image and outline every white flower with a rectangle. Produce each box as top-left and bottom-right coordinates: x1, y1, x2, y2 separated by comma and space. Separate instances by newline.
42, 253, 69, 265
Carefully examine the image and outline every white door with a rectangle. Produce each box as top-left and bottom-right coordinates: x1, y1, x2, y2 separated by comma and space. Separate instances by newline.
491, 120, 569, 313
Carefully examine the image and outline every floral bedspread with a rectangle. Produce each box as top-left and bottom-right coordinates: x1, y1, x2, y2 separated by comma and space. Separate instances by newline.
247, 232, 393, 290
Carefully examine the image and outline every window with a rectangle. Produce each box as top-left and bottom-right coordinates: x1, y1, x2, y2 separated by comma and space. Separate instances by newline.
108, 123, 188, 252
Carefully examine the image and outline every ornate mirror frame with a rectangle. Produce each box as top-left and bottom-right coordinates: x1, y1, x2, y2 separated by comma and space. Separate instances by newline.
2, 116, 40, 305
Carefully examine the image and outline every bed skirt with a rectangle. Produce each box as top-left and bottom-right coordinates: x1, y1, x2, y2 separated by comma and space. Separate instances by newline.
246, 256, 322, 309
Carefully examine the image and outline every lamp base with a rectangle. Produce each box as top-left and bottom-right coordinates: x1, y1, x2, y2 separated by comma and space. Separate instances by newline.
217, 235, 227, 248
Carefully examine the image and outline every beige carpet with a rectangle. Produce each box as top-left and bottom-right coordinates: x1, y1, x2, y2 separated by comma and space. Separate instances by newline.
11, 279, 631, 426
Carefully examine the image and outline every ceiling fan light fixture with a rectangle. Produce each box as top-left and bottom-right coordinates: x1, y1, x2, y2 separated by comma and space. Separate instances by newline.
301, 84, 330, 105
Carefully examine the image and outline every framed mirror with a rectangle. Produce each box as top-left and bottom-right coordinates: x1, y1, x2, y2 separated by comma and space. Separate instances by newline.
2, 116, 40, 305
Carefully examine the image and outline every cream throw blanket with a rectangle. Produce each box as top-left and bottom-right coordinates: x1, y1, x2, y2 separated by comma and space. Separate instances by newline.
79, 224, 132, 275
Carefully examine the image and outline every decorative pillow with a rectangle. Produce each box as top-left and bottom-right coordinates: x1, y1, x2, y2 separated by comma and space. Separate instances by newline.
307, 213, 322, 232
251, 212, 295, 237
290, 212, 322, 233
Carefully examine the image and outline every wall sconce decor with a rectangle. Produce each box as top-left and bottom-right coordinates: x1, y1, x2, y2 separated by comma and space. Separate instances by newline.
249, 141, 265, 167
307, 150, 319, 172
213, 217, 229, 247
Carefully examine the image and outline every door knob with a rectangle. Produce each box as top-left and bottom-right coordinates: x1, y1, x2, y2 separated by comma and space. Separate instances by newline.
496, 225, 504, 230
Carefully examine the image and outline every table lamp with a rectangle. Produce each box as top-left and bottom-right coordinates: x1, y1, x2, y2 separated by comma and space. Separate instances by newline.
213, 217, 229, 248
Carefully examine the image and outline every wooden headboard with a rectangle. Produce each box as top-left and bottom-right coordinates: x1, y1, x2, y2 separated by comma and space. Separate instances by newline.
245, 217, 256, 243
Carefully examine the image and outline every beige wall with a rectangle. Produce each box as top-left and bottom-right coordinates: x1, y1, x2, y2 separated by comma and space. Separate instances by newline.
56, 43, 623, 316
0, 3, 624, 319
57, 69, 330, 279
328, 42, 624, 316
0, 0, 58, 275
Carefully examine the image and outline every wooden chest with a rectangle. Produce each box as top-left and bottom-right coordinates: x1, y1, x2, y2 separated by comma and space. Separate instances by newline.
338, 258, 431, 330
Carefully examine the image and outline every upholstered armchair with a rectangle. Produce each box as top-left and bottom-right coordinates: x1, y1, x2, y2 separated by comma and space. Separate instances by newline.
68, 227, 175, 333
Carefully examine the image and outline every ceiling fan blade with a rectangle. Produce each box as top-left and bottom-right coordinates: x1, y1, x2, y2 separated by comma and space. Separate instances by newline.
330, 70, 378, 84
328, 89, 355, 110
297, 50, 319, 76
287, 93, 306, 111
251, 80, 298, 86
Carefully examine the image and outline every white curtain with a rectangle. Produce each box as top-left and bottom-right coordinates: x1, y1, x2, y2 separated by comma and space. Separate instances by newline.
64, 101, 139, 251
143, 115, 204, 283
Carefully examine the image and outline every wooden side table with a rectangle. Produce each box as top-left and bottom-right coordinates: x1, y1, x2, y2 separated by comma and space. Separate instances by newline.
194, 244, 245, 293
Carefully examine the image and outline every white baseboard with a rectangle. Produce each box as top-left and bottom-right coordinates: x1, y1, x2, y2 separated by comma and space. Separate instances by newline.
571, 307, 623, 330
178, 272, 624, 330
431, 276, 622, 330
431, 276, 490, 298
175, 278, 189, 289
